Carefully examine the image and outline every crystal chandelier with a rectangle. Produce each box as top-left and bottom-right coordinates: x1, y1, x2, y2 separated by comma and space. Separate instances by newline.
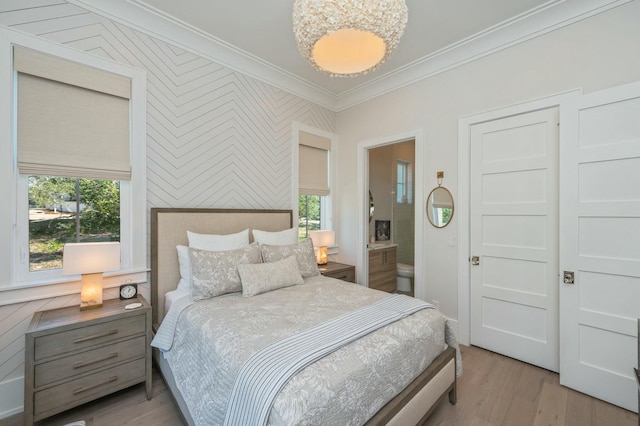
293, 0, 408, 77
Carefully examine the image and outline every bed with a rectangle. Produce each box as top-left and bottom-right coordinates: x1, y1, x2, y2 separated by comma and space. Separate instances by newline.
150, 208, 459, 425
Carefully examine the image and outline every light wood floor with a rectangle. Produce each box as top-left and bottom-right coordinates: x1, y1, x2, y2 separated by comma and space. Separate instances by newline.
3, 345, 637, 426
427, 346, 638, 426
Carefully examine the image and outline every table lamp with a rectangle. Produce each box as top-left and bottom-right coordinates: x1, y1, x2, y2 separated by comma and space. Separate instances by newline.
63, 242, 120, 310
309, 230, 335, 265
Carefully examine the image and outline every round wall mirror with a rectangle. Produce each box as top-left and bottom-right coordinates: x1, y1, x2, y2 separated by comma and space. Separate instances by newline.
426, 187, 454, 228
369, 190, 374, 223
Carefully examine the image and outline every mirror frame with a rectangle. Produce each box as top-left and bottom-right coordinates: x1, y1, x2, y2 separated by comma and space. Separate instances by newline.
426, 186, 454, 228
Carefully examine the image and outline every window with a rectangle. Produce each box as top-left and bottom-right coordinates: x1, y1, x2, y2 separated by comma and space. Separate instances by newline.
13, 46, 130, 282
396, 160, 413, 204
298, 195, 321, 241
296, 126, 333, 242
4, 38, 147, 290
28, 177, 120, 272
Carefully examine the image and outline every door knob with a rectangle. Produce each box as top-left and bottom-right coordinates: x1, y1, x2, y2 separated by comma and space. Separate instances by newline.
563, 271, 575, 284
471, 256, 480, 266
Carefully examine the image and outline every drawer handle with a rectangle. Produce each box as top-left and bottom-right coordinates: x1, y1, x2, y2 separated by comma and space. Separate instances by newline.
73, 376, 118, 395
73, 329, 118, 344
73, 352, 118, 369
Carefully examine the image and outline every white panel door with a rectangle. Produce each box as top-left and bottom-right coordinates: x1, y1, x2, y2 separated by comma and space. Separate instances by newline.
471, 108, 559, 372
560, 81, 640, 412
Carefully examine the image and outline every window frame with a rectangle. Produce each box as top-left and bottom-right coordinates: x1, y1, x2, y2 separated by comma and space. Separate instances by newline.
0, 28, 147, 298
396, 159, 413, 204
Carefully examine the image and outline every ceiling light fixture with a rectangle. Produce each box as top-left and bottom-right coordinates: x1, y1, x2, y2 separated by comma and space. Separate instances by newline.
293, 0, 408, 77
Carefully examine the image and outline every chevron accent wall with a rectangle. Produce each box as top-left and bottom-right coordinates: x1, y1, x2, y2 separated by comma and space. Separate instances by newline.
0, 0, 335, 416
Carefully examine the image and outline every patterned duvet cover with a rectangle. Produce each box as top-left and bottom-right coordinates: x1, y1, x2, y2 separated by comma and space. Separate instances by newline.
156, 275, 460, 425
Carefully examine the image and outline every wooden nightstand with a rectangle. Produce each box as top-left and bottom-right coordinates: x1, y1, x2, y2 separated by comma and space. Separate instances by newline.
319, 261, 356, 283
24, 296, 152, 425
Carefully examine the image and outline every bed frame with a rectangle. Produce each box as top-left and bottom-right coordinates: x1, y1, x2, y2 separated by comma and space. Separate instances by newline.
150, 207, 456, 425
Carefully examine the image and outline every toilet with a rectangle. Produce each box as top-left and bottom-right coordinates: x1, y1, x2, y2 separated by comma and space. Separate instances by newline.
396, 263, 414, 295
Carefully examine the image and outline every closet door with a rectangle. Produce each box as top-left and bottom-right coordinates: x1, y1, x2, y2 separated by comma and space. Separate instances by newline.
560, 81, 640, 412
470, 107, 559, 372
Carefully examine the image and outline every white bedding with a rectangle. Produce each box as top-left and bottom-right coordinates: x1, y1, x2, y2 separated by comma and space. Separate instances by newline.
164, 288, 190, 312
152, 275, 460, 425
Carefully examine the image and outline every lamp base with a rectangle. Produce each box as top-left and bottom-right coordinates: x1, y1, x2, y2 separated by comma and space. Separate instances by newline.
316, 246, 328, 265
80, 302, 103, 311
80, 272, 104, 311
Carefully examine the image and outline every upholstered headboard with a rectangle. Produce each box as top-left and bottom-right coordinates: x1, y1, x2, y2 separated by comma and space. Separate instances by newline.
150, 208, 293, 328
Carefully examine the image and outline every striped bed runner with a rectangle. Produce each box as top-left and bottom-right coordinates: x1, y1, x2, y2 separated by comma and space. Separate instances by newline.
223, 294, 434, 426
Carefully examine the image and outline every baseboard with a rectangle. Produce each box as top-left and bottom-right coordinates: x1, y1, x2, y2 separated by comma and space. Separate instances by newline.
0, 376, 23, 419
445, 317, 459, 343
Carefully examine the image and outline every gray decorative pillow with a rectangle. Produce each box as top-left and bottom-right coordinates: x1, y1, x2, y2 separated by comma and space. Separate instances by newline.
239, 255, 304, 297
189, 243, 262, 301
260, 239, 319, 278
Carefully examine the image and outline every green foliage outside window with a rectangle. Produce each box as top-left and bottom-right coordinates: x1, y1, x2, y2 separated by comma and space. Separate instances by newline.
28, 176, 120, 271
298, 195, 321, 240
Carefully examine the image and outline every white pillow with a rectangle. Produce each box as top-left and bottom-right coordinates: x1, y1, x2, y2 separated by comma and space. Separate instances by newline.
239, 255, 303, 297
176, 245, 191, 291
252, 228, 298, 246
187, 228, 249, 251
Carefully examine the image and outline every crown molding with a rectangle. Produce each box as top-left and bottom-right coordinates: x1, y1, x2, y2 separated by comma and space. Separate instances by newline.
68, 0, 630, 112
334, 0, 632, 110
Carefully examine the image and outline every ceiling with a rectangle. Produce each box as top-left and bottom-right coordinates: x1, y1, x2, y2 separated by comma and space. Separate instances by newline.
75, 0, 627, 110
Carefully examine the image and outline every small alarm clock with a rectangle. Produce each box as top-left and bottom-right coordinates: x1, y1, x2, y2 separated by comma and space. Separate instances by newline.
119, 283, 138, 300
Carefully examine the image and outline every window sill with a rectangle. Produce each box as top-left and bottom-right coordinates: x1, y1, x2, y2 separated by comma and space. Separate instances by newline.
0, 268, 148, 306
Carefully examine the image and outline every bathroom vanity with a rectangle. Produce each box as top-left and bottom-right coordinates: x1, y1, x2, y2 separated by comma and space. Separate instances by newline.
368, 244, 397, 293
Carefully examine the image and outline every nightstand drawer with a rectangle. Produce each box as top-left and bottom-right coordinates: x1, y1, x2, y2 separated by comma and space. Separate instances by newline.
35, 315, 146, 361
34, 358, 146, 419
323, 268, 355, 282
319, 262, 356, 283
35, 335, 146, 387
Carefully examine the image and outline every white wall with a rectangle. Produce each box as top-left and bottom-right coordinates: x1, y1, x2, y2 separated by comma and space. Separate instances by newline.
334, 1, 640, 322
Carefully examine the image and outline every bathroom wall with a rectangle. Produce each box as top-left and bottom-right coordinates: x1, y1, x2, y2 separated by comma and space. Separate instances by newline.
368, 145, 393, 241
368, 140, 415, 264
392, 141, 415, 265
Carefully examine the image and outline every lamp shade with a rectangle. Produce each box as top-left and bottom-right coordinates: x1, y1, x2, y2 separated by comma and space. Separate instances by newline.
309, 230, 335, 248
63, 242, 120, 275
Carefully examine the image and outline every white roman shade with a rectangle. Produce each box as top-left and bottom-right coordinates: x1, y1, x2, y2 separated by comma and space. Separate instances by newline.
299, 131, 330, 196
14, 46, 132, 180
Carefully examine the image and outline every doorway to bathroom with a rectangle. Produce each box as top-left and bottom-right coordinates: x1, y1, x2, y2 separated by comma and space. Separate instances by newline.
368, 140, 415, 295
357, 128, 424, 300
